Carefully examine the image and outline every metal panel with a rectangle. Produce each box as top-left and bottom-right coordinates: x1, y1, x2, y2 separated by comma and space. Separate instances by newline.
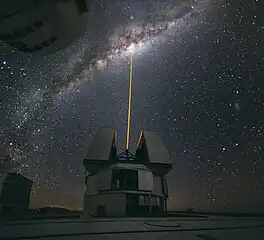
85, 128, 116, 161
143, 131, 171, 164
97, 169, 112, 191
138, 170, 153, 191
84, 193, 126, 216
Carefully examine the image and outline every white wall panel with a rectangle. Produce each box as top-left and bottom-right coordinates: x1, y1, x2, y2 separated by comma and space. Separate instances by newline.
138, 170, 153, 191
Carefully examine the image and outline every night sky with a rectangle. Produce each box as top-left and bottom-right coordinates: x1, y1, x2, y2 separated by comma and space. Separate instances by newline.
0, 0, 263, 212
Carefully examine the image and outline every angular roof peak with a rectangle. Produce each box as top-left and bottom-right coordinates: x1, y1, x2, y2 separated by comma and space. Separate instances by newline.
135, 131, 172, 175
83, 128, 117, 173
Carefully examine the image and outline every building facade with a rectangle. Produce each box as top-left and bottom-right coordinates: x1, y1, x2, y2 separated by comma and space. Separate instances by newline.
0, 171, 33, 214
83, 128, 172, 217
0, 0, 89, 54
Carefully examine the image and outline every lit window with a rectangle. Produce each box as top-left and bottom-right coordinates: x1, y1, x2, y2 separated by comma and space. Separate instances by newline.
111, 169, 138, 190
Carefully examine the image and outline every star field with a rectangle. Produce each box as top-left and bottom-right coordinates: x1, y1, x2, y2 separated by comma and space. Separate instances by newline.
0, 0, 263, 211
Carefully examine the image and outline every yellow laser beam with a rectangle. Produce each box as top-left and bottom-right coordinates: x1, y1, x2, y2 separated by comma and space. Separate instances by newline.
126, 54, 133, 151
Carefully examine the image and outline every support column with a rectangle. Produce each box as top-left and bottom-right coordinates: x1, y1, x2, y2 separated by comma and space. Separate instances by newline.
164, 199, 167, 212
148, 194, 152, 214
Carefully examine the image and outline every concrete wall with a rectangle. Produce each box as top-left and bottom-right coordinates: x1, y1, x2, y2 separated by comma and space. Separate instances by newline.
84, 193, 126, 216
85, 174, 97, 195
85, 169, 112, 196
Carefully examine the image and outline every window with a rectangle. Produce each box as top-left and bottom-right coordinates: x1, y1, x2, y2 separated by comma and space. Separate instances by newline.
22, 48, 35, 53
41, 36, 57, 48
151, 196, 159, 206
111, 169, 138, 190
42, 41, 50, 47
111, 170, 121, 189
15, 35, 58, 53
126, 170, 138, 190
139, 195, 149, 205
139, 195, 160, 206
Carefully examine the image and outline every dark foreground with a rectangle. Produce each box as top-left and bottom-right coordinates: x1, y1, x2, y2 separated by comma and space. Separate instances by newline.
0, 216, 264, 240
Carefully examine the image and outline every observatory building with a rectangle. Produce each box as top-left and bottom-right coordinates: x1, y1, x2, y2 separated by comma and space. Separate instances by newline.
0, 0, 88, 54
83, 128, 172, 217
0, 171, 33, 214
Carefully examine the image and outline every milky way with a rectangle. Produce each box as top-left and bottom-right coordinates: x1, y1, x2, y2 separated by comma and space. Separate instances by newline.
0, 0, 216, 208
55, 1, 197, 97
2, 0, 263, 211
4, 0, 203, 157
